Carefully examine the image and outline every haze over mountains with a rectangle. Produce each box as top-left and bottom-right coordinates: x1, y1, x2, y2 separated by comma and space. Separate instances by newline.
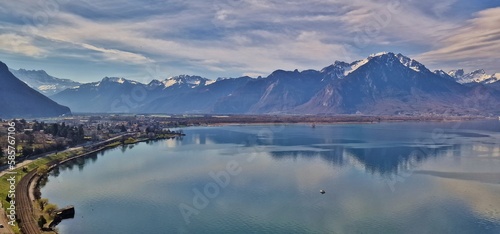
9, 68, 82, 95
0, 62, 71, 118
3, 52, 500, 117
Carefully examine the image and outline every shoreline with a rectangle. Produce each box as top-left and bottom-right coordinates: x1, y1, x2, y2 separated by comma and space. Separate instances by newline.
5, 117, 494, 233
33, 134, 183, 229
199, 116, 491, 127
10, 133, 182, 234
164, 115, 492, 127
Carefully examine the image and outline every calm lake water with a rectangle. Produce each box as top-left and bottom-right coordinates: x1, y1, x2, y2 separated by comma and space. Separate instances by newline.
41, 121, 500, 234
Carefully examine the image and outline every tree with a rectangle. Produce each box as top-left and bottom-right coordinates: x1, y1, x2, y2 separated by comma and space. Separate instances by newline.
22, 146, 33, 157
52, 123, 59, 136
39, 121, 46, 132
56, 137, 66, 150
37, 165, 49, 175
44, 203, 58, 215
120, 124, 127, 132
55, 137, 66, 150
78, 125, 85, 142
27, 134, 35, 145
91, 132, 98, 142
0, 146, 3, 157
38, 215, 47, 228
60, 124, 68, 138
124, 137, 136, 144
33, 188, 41, 199
32, 121, 39, 131
39, 198, 49, 210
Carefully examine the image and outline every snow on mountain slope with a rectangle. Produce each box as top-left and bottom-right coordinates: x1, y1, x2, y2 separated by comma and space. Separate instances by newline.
343, 59, 370, 76
395, 53, 426, 72
46, 52, 500, 115
162, 75, 214, 88
325, 52, 429, 78
9, 68, 81, 95
448, 69, 499, 84
1, 61, 71, 117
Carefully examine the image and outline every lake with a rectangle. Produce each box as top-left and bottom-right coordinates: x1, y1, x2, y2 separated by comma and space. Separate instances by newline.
41, 121, 500, 233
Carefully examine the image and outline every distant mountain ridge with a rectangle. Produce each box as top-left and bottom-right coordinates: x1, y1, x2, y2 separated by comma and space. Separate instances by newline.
0, 62, 71, 118
9, 68, 81, 95
48, 52, 500, 115
437, 69, 500, 84
160, 75, 215, 88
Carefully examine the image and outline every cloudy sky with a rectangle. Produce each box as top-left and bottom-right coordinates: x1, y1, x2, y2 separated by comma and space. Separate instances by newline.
0, 0, 498, 83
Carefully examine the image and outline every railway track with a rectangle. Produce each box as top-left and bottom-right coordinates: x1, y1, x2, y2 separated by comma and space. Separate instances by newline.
11, 133, 135, 234
15, 170, 41, 234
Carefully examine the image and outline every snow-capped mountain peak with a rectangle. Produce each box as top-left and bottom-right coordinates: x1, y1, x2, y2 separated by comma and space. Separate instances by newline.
216, 77, 231, 81
370, 51, 390, 57
148, 79, 163, 87
162, 75, 214, 88
343, 59, 370, 76
324, 52, 428, 78
320, 61, 351, 80
95, 77, 140, 87
102, 77, 125, 83
341, 53, 394, 76
448, 69, 465, 78
394, 53, 426, 72
8, 68, 82, 95
434, 70, 448, 77
448, 69, 499, 84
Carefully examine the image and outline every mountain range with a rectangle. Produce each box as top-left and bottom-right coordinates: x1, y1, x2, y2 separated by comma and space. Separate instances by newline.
445, 69, 500, 84
4, 52, 500, 116
47, 52, 500, 115
0, 62, 71, 118
9, 68, 82, 95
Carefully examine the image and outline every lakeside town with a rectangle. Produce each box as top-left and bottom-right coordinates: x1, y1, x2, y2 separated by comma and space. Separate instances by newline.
0, 113, 490, 165
0, 114, 495, 233
0, 115, 192, 165
0, 115, 187, 234
1, 113, 491, 172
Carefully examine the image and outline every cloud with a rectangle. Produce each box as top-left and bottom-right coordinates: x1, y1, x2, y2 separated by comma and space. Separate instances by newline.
417, 7, 500, 72
0, 0, 498, 81
338, 0, 459, 46
25, 4, 349, 75
0, 33, 45, 57
80, 43, 153, 64
431, 0, 458, 18
438, 177, 500, 221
